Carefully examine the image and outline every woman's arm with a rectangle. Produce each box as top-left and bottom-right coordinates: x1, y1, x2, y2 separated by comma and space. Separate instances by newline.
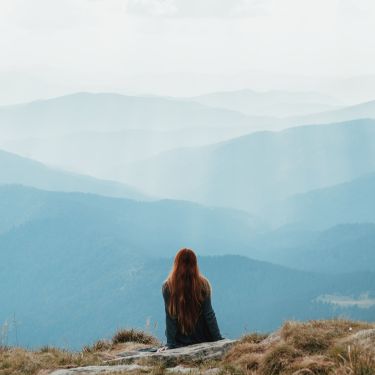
162, 283, 178, 349
201, 293, 223, 341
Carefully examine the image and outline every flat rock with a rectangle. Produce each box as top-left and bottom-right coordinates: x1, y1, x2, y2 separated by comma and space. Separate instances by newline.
48, 364, 150, 375
166, 365, 220, 374
106, 339, 236, 366
344, 328, 375, 352
166, 365, 198, 374
350, 328, 375, 341
260, 330, 280, 346
48, 339, 235, 374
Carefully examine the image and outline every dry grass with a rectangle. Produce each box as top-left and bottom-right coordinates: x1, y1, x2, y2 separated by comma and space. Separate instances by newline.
280, 319, 373, 354
112, 328, 159, 346
329, 344, 375, 375
219, 363, 245, 375
0, 327, 160, 375
259, 343, 300, 375
239, 333, 269, 345
224, 341, 267, 371
1, 320, 374, 375
223, 319, 375, 375
82, 339, 113, 353
0, 345, 101, 375
290, 354, 335, 375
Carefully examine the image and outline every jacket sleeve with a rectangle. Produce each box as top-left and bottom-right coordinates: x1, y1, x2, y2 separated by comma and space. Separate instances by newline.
162, 283, 178, 349
201, 293, 224, 341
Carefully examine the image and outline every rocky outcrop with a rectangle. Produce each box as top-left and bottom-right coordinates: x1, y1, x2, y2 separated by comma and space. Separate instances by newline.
48, 364, 222, 375
49, 364, 150, 375
342, 328, 375, 353
48, 339, 236, 374
106, 338, 236, 366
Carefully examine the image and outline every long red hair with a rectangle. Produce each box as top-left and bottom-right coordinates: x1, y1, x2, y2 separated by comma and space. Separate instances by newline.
165, 248, 211, 335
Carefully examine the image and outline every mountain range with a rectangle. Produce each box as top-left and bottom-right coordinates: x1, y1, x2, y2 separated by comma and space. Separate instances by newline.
0, 92, 264, 138
3, 93, 375, 182
272, 172, 375, 229
1, 186, 374, 349
189, 89, 342, 117
117, 119, 375, 213
1, 91, 375, 351
247, 223, 375, 273
0, 148, 147, 201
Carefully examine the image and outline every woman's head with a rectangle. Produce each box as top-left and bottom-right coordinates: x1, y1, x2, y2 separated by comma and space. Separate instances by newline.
166, 248, 210, 335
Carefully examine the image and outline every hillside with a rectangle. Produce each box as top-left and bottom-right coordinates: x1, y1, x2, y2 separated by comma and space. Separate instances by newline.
118, 119, 375, 213
189, 89, 341, 117
0, 185, 374, 349
0, 184, 260, 244
272, 172, 375, 229
4, 94, 375, 180
248, 223, 375, 273
294, 99, 375, 126
0, 93, 281, 177
0, 92, 267, 137
0, 149, 147, 200
0, 127, 256, 177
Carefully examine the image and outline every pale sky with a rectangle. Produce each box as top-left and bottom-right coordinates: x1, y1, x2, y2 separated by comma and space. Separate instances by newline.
1, 0, 375, 103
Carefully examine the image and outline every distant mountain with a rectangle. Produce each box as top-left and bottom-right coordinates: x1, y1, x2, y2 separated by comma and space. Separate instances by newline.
295, 99, 375, 126
1, 232, 374, 349
0, 92, 276, 138
189, 89, 341, 117
118, 119, 375, 213
0, 93, 286, 176
0, 127, 260, 178
1, 185, 374, 349
0, 148, 147, 201
0, 185, 261, 251
249, 223, 375, 274
6, 93, 375, 180
272, 172, 375, 229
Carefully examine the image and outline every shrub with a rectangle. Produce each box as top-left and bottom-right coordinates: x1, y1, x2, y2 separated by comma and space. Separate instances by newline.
112, 328, 159, 345
331, 344, 375, 375
0, 346, 101, 375
259, 343, 299, 375
281, 320, 373, 354
290, 355, 335, 375
240, 332, 269, 344
82, 339, 112, 353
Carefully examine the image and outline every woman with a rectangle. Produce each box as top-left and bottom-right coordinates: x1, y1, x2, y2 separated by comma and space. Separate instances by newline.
158, 248, 223, 351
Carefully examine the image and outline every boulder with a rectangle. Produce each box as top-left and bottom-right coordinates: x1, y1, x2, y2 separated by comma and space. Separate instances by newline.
48, 364, 150, 375
107, 338, 236, 366
48, 339, 236, 374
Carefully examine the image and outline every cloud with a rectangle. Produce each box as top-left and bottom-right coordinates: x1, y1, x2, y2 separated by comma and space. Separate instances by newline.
126, 0, 177, 16
126, 0, 272, 17
0, 0, 86, 31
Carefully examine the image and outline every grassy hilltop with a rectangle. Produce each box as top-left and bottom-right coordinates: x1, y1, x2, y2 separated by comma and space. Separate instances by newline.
1, 319, 375, 375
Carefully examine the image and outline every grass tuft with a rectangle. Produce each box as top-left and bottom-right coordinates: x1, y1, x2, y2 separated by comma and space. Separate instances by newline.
281, 319, 372, 354
330, 344, 375, 375
112, 328, 159, 345
0, 346, 101, 375
82, 339, 113, 353
259, 343, 300, 375
239, 332, 269, 344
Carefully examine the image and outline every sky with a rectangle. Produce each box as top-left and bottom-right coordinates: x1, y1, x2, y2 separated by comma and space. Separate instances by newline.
1, 0, 375, 103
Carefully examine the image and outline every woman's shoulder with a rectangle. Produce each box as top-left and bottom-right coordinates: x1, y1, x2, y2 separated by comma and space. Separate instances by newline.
162, 280, 170, 296
200, 276, 212, 297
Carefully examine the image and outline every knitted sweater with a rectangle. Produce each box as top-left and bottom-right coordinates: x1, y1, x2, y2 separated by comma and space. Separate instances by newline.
162, 281, 223, 349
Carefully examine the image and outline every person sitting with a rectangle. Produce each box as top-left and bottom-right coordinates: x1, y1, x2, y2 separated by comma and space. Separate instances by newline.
158, 248, 224, 351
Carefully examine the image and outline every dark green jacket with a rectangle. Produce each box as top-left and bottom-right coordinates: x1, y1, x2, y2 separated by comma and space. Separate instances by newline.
162, 282, 223, 349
